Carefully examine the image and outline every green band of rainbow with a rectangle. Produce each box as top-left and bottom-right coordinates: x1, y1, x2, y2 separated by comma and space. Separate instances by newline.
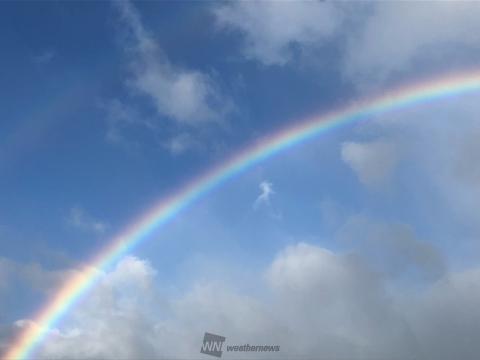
4, 71, 480, 359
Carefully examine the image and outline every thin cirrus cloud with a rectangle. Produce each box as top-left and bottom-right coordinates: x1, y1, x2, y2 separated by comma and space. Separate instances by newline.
67, 207, 108, 235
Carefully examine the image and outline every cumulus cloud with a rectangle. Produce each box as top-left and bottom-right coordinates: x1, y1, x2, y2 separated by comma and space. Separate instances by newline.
24, 257, 163, 359
253, 181, 274, 210
341, 140, 397, 187
215, 1, 480, 87
403, 267, 480, 360
356, 95, 480, 234
343, 2, 480, 86
67, 207, 108, 235
214, 1, 345, 65
8, 257, 159, 360
115, 0, 230, 125
3, 236, 478, 360
265, 243, 416, 358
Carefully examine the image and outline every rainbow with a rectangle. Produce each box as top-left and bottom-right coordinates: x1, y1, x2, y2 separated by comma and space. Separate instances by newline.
4, 70, 480, 359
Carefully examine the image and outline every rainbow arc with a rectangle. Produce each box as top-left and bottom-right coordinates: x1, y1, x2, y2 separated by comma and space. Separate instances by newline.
4, 70, 480, 359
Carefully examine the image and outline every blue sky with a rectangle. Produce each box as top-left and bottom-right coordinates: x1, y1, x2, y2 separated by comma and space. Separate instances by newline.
2, 1, 480, 359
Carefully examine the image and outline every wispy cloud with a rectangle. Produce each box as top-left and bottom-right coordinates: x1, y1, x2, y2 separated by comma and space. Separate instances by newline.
253, 181, 275, 210
114, 0, 231, 125
162, 133, 199, 155
103, 99, 141, 145
32, 50, 55, 65
67, 207, 108, 235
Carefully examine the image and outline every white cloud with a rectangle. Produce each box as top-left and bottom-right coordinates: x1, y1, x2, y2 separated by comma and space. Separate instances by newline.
359, 95, 480, 234
12, 257, 159, 359
265, 243, 414, 357
343, 2, 480, 86
253, 181, 274, 210
214, 2, 480, 87
341, 140, 397, 187
115, 0, 230, 125
67, 207, 108, 235
214, 1, 345, 65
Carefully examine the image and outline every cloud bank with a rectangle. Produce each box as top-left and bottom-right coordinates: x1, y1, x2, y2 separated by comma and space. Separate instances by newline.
3, 233, 478, 360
